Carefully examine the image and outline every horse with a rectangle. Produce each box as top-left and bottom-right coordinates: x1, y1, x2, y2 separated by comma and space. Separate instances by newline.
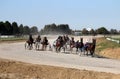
75, 38, 96, 57
84, 42, 96, 56
34, 41, 41, 50
41, 37, 49, 51
53, 39, 65, 53
75, 41, 84, 54
34, 35, 41, 50
25, 40, 34, 50
53, 36, 68, 53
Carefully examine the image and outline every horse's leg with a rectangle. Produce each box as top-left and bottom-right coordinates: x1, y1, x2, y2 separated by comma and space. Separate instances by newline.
56, 47, 58, 52
79, 47, 83, 56
76, 47, 78, 54
26, 42, 29, 49
41, 44, 44, 50
43, 45, 47, 51
31, 43, 33, 49
58, 46, 61, 52
48, 44, 52, 51
83, 47, 86, 55
37, 43, 40, 50
54, 46, 57, 52
90, 49, 95, 57
65, 44, 67, 49
36, 43, 38, 50
70, 47, 73, 54
28, 43, 30, 50
37, 43, 39, 50
25, 42, 27, 49
56, 46, 60, 53
38, 42, 40, 50
86, 48, 89, 56
44, 45, 47, 51
35, 43, 37, 50
91, 50, 94, 57
62, 46, 65, 53
30, 43, 32, 50
39, 43, 41, 50
64, 45, 66, 53
82, 47, 85, 55
85, 47, 89, 56
25, 42, 29, 49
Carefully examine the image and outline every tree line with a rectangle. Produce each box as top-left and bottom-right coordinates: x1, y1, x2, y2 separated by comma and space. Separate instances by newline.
0, 21, 120, 36
81, 27, 120, 35
0, 21, 38, 35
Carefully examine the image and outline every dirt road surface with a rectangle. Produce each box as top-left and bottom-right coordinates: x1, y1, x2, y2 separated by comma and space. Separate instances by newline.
0, 39, 120, 74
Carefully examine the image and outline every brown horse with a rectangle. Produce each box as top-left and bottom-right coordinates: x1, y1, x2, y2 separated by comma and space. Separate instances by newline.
25, 40, 34, 50
54, 40, 65, 52
84, 43, 95, 56
53, 36, 67, 53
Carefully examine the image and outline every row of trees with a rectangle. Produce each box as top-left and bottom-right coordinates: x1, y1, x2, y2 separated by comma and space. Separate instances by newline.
40, 23, 72, 35
81, 27, 120, 35
0, 21, 120, 36
0, 21, 38, 35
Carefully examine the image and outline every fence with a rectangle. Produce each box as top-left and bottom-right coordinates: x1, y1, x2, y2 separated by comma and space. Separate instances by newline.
106, 38, 120, 44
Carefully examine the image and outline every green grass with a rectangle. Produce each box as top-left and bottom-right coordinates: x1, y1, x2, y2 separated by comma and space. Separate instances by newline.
96, 37, 120, 52
111, 38, 120, 40
0, 37, 27, 42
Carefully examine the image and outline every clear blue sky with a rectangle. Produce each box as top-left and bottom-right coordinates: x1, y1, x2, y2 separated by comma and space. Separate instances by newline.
0, 0, 120, 30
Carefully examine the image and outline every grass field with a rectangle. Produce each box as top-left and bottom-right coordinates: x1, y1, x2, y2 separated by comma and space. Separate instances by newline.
110, 38, 120, 40
96, 37, 120, 59
96, 37, 120, 52
0, 37, 27, 43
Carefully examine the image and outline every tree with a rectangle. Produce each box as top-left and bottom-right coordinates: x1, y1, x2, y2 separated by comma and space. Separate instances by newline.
23, 26, 30, 35
118, 30, 120, 34
0, 21, 13, 35
39, 29, 44, 35
49, 23, 57, 33
0, 21, 5, 35
89, 29, 96, 35
12, 22, 19, 35
30, 26, 38, 35
96, 27, 109, 34
4, 21, 13, 35
110, 29, 118, 34
82, 28, 89, 35
19, 24, 24, 35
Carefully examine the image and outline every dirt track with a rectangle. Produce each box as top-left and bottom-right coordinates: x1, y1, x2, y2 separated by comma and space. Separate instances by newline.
0, 36, 120, 79
0, 37, 120, 74
0, 58, 120, 79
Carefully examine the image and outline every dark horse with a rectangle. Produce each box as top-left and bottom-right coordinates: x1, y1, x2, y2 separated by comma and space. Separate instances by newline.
84, 43, 95, 56
70, 38, 84, 54
25, 35, 34, 50
25, 40, 34, 50
75, 41, 84, 53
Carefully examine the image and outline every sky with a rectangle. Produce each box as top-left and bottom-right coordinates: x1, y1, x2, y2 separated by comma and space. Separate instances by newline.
0, 0, 120, 30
